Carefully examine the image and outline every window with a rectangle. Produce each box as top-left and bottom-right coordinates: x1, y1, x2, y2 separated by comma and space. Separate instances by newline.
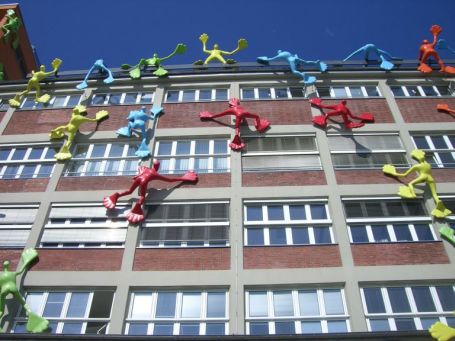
242, 135, 321, 172
64, 143, 138, 177
140, 201, 229, 247
361, 284, 455, 331
165, 88, 228, 103
344, 198, 435, 243
89, 91, 154, 106
241, 86, 306, 100
412, 134, 455, 168
0, 98, 9, 111
126, 290, 228, 335
0, 144, 57, 179
316, 85, 381, 98
244, 201, 333, 246
0, 205, 38, 247
40, 204, 128, 248
13, 290, 114, 334
154, 139, 230, 174
246, 288, 349, 335
328, 134, 408, 169
18, 94, 82, 110
390, 85, 451, 97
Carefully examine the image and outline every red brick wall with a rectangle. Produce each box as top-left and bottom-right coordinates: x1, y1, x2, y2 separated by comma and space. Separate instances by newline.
0, 178, 48, 192
315, 99, 394, 124
159, 102, 231, 128
396, 98, 455, 123
133, 248, 230, 271
352, 242, 449, 266
0, 111, 5, 125
244, 245, 342, 269
432, 168, 455, 183
335, 169, 410, 185
239, 100, 312, 126
0, 249, 23, 270
3, 105, 139, 135
32, 249, 123, 271
243, 171, 326, 187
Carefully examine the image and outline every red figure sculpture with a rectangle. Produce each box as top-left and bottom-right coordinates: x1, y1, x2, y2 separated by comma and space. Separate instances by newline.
310, 98, 374, 129
199, 98, 270, 151
437, 103, 455, 116
103, 160, 198, 223
418, 25, 455, 74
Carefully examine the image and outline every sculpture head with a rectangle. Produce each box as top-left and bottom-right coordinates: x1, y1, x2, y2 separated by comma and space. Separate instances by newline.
213, 43, 219, 50
411, 149, 426, 162
152, 159, 161, 171
153, 53, 158, 58
341, 100, 347, 105
3, 260, 10, 271
422, 39, 429, 45
229, 98, 241, 107
73, 105, 87, 116
6, 9, 15, 17
39, 65, 45, 72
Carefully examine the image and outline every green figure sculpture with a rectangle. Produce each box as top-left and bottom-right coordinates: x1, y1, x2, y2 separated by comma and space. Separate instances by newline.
1, 9, 21, 49
9, 58, 62, 108
49, 105, 109, 161
1, 248, 49, 333
121, 43, 186, 79
383, 149, 452, 218
0, 64, 4, 81
194, 33, 248, 65
430, 319, 455, 341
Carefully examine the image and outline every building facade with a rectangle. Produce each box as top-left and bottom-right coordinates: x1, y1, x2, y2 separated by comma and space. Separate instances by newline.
0, 60, 454, 340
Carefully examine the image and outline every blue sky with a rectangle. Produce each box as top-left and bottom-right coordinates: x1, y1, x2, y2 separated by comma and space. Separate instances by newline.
2, 0, 455, 71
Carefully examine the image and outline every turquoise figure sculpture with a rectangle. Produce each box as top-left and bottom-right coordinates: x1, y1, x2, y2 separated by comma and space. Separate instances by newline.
76, 59, 114, 90
1, 9, 21, 49
121, 44, 186, 79
436, 39, 455, 55
257, 50, 327, 84
1, 248, 49, 333
343, 44, 400, 70
117, 106, 163, 158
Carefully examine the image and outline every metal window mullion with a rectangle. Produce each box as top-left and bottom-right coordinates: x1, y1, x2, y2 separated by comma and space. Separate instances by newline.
345, 86, 352, 98
253, 88, 259, 100
270, 88, 276, 99
195, 90, 200, 101
417, 86, 426, 97
430, 286, 444, 313
402, 86, 411, 97
387, 224, 397, 242
382, 287, 394, 314
405, 287, 419, 314
264, 227, 270, 245
285, 227, 293, 245
360, 86, 369, 97
177, 91, 183, 102
408, 224, 419, 241
211, 89, 217, 101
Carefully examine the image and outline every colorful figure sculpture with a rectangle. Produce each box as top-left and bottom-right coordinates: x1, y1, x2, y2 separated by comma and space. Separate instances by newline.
9, 58, 62, 108
436, 39, 455, 55
430, 319, 455, 341
383, 149, 452, 218
257, 50, 327, 84
0, 64, 3, 81
309, 98, 374, 129
117, 106, 163, 158
103, 160, 198, 223
418, 25, 455, 75
49, 105, 109, 161
343, 44, 400, 71
199, 98, 270, 151
1, 248, 49, 333
76, 59, 114, 90
1, 9, 21, 49
437, 104, 455, 117
121, 43, 186, 79
194, 33, 247, 65
439, 225, 455, 246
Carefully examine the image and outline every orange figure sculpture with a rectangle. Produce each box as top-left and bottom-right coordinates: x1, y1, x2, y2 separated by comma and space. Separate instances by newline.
437, 103, 455, 116
199, 98, 270, 151
103, 160, 198, 223
418, 25, 455, 74
310, 98, 374, 129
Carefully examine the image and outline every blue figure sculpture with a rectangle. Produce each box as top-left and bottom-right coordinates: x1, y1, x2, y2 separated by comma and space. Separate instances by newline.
436, 39, 455, 55
117, 106, 163, 158
343, 44, 400, 71
76, 59, 114, 90
257, 50, 327, 84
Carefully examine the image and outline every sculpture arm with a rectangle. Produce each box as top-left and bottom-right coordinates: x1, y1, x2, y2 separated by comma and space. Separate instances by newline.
343, 46, 366, 61
394, 164, 419, 177
154, 173, 194, 183
160, 43, 186, 61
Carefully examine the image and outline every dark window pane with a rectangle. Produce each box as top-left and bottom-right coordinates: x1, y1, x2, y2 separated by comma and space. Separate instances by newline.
180, 323, 199, 335
176, 141, 191, 155
91, 94, 106, 105
413, 136, 430, 149
269, 228, 287, 245
292, 227, 309, 244
393, 224, 412, 241
156, 292, 176, 317
364, 288, 386, 313
29, 147, 44, 159
43, 292, 66, 317
207, 292, 225, 317
123, 93, 137, 104
406, 86, 420, 96
86, 322, 108, 334
395, 318, 416, 331
128, 323, 148, 335
365, 202, 383, 217
386, 202, 406, 216
206, 323, 225, 335
182, 90, 195, 101
11, 148, 26, 160
414, 224, 434, 241
246, 206, 262, 221
89, 291, 113, 318
314, 227, 331, 244
365, 86, 380, 97
247, 229, 264, 245
258, 88, 271, 99
242, 88, 254, 99
431, 136, 449, 149
275, 321, 295, 334
412, 286, 436, 312
301, 321, 321, 333
421, 86, 438, 96
327, 320, 347, 333
108, 94, 122, 105
310, 204, 327, 219
154, 323, 173, 335
67, 95, 81, 106
436, 286, 455, 311
215, 89, 228, 101
275, 88, 288, 98
370, 319, 390, 331
289, 205, 306, 220
344, 202, 363, 218
388, 287, 411, 313
249, 322, 268, 335
268, 206, 284, 220
166, 91, 179, 102
198, 89, 211, 101
351, 225, 369, 243
372, 225, 390, 242
391, 86, 405, 96
67, 292, 89, 317
316, 86, 330, 97
350, 87, 363, 98
62, 322, 83, 334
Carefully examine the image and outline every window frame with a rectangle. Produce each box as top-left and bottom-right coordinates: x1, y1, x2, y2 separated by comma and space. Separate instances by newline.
0, 204, 38, 248
165, 88, 229, 103
240, 86, 307, 100
17, 94, 82, 110
89, 91, 155, 106
411, 134, 455, 169
389, 85, 452, 97
315, 85, 382, 98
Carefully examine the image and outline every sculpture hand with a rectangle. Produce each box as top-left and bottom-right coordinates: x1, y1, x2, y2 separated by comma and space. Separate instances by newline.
20, 248, 38, 271
437, 104, 450, 112
181, 171, 198, 182
51, 58, 63, 71
199, 111, 213, 119
199, 33, 209, 43
95, 110, 109, 121
309, 98, 322, 107
429, 321, 455, 341
382, 164, 397, 176
238, 39, 248, 51
175, 43, 187, 54
430, 25, 442, 36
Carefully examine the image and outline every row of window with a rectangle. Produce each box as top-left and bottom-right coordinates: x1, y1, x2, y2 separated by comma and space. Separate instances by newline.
12, 284, 455, 335
3, 198, 453, 248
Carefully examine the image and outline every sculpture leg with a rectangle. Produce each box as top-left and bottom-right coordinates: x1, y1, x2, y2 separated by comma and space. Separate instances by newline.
103, 181, 139, 209
127, 184, 147, 223
229, 126, 245, 151
244, 113, 270, 133
0, 294, 5, 317
428, 181, 452, 218
418, 53, 433, 74
136, 138, 151, 158
54, 134, 74, 161
340, 113, 364, 129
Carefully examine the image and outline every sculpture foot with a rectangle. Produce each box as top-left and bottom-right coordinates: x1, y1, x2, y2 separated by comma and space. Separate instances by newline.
255, 119, 270, 133
26, 312, 49, 333
129, 67, 142, 79
103, 193, 119, 209
116, 127, 132, 137
55, 146, 72, 161
439, 226, 455, 246
397, 186, 416, 199
319, 61, 328, 72
432, 201, 452, 218
309, 98, 322, 106
199, 111, 213, 119
301, 75, 316, 85
417, 63, 432, 74
9, 98, 21, 108
103, 75, 114, 84
36, 94, 50, 104
256, 57, 270, 65
442, 66, 455, 75
226, 59, 236, 64
49, 130, 65, 139
345, 121, 365, 129
76, 81, 88, 90
153, 67, 168, 77
429, 321, 455, 341
193, 60, 204, 65
229, 135, 245, 151
382, 164, 397, 176
95, 110, 109, 121
135, 141, 150, 158
127, 203, 144, 223
312, 115, 327, 128
359, 112, 375, 122
380, 60, 394, 71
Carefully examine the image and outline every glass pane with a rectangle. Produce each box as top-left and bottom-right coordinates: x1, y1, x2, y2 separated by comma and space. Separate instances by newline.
199, 89, 211, 101
89, 291, 113, 318
324, 289, 344, 315
247, 228, 264, 245
431, 136, 449, 149
195, 140, 209, 154
393, 224, 412, 241
43, 292, 66, 317
67, 95, 81, 106
180, 323, 199, 335
421, 86, 438, 96
3, 165, 19, 179
301, 321, 321, 333
52, 96, 67, 107
66, 292, 89, 317
269, 228, 287, 245
249, 322, 268, 335
29, 147, 44, 159
327, 320, 347, 332
62, 322, 83, 334
249, 292, 268, 317
91, 145, 106, 158
406, 86, 420, 96
273, 291, 293, 316
299, 290, 319, 316
140, 93, 153, 104
73, 145, 89, 158
332, 87, 347, 98
166, 90, 179, 102
436, 286, 455, 311
215, 89, 228, 100
363, 288, 386, 313
349, 87, 364, 98
157, 141, 172, 156
421, 317, 439, 329
131, 293, 153, 319
258, 88, 271, 99
275, 88, 288, 98
154, 323, 173, 335
91, 94, 106, 105
13, 322, 27, 333
395, 318, 416, 330
447, 317, 455, 328
108, 94, 122, 105
194, 158, 209, 173
11, 148, 26, 160
267, 206, 284, 220
86, 161, 102, 175
388, 287, 411, 313
370, 319, 390, 331
206, 323, 225, 335
242, 88, 254, 99
156, 292, 176, 317
109, 144, 124, 157
123, 93, 137, 104
290, 87, 305, 98
207, 292, 225, 318
128, 323, 148, 335
351, 226, 369, 243
310, 205, 327, 219
365, 86, 380, 97
176, 141, 191, 155
372, 225, 390, 242
314, 227, 331, 244
414, 224, 434, 241
412, 287, 436, 312
0, 149, 10, 160
20, 165, 36, 178
246, 206, 263, 221
292, 227, 309, 244
275, 321, 295, 334
214, 157, 228, 172
182, 90, 195, 102
413, 136, 430, 149
181, 293, 201, 318
214, 140, 228, 154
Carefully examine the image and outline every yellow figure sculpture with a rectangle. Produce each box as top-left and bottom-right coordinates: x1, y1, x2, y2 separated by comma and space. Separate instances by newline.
383, 149, 451, 218
194, 33, 248, 65
430, 320, 455, 341
49, 105, 108, 161
9, 58, 62, 108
